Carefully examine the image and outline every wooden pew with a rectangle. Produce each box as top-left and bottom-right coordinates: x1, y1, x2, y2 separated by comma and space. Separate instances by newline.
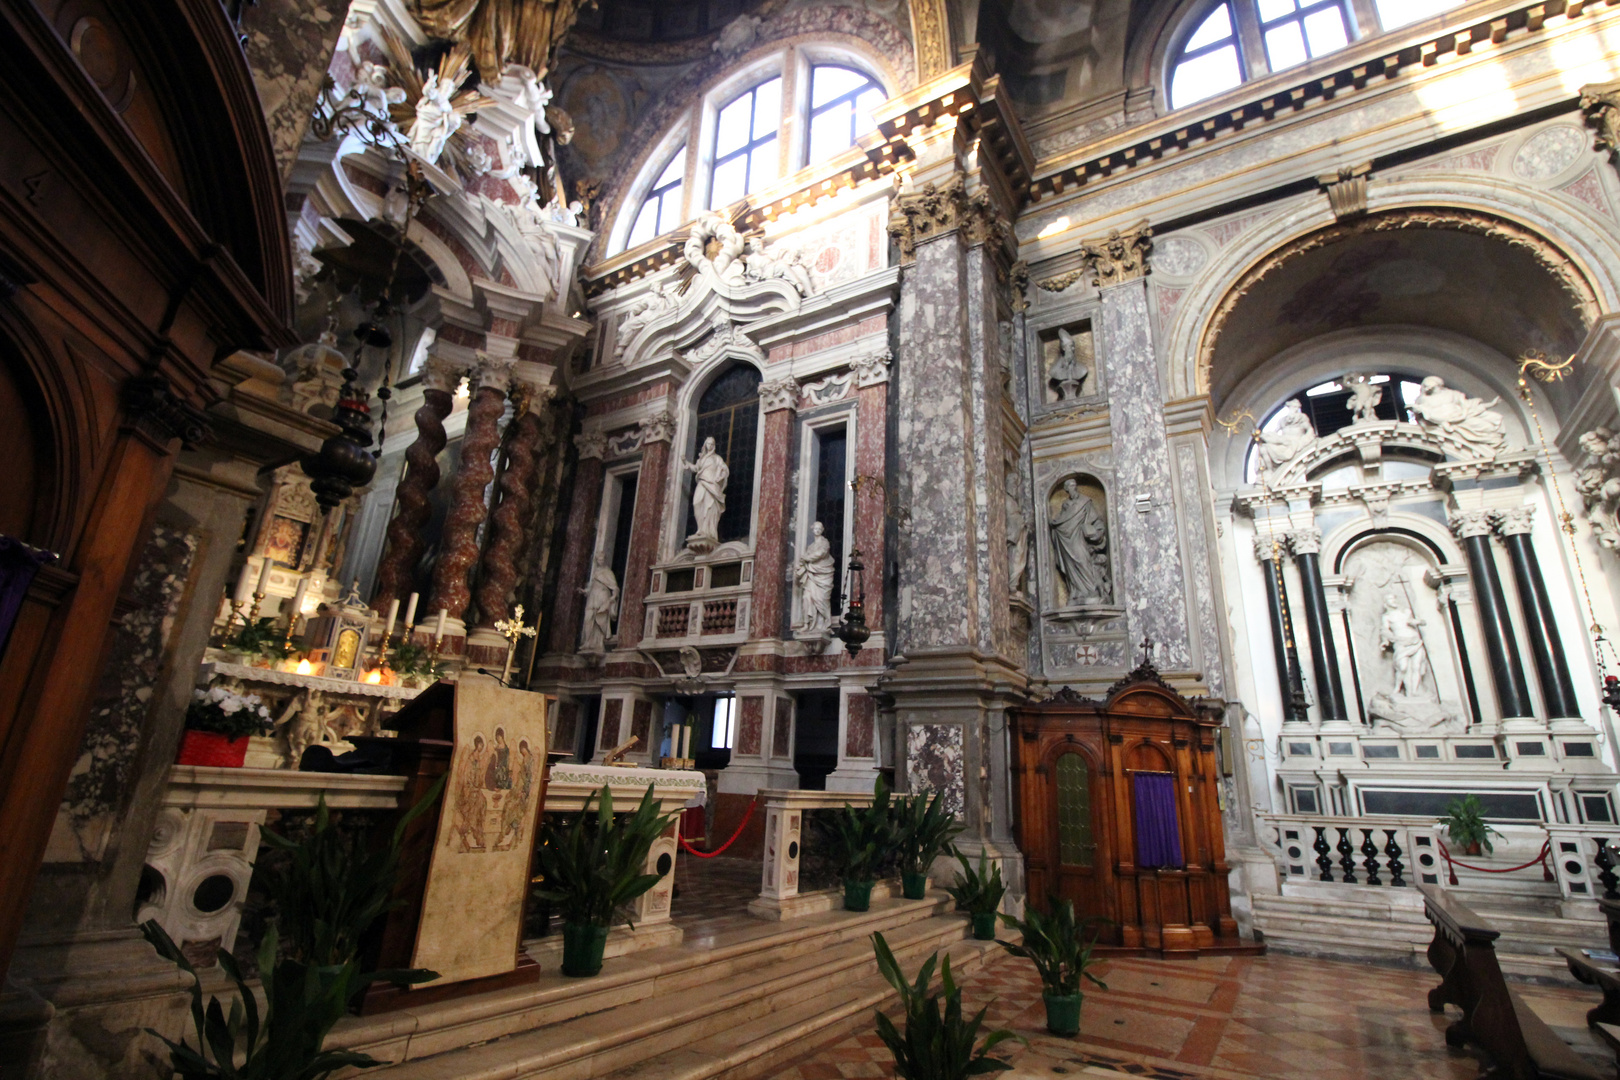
1420, 884, 1604, 1080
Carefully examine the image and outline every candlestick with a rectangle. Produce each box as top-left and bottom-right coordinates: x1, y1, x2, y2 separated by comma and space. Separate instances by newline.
249, 591, 266, 621
403, 592, 420, 632
233, 564, 255, 605
434, 607, 448, 640
679, 723, 691, 761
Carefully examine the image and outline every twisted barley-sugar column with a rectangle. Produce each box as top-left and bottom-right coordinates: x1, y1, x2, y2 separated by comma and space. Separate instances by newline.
372, 357, 459, 606
474, 383, 551, 629
428, 359, 511, 623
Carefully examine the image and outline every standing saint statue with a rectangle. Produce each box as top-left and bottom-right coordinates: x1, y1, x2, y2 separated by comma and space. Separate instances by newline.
1343, 373, 1383, 424
408, 72, 462, 163
1048, 328, 1088, 400
1378, 594, 1431, 699
578, 552, 618, 653
795, 521, 836, 634
1254, 399, 1317, 477
1408, 376, 1508, 457
684, 436, 730, 551
1050, 478, 1110, 604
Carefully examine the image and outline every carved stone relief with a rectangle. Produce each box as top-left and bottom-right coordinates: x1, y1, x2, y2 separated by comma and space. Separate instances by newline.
1577, 426, 1620, 550
1342, 539, 1464, 733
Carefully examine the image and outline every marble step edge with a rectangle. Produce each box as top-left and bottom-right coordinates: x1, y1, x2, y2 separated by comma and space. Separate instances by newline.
335, 895, 955, 1051
1251, 895, 1431, 922
602, 939, 1005, 1080
358, 915, 975, 1078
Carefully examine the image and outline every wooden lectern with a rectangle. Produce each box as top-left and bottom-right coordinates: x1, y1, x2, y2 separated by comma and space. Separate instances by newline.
359, 675, 551, 1013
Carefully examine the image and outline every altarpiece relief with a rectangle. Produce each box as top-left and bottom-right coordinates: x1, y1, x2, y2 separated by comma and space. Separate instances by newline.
1340, 538, 1464, 733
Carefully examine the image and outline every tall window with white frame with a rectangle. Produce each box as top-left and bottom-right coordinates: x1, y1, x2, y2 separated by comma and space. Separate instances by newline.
1170, 4, 1245, 109
812, 425, 847, 596
709, 77, 781, 209
806, 66, 884, 165
1255, 0, 1350, 73
711, 693, 736, 750
627, 148, 685, 250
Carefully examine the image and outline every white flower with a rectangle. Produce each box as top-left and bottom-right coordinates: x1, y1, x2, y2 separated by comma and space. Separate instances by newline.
209, 686, 228, 702
220, 698, 241, 715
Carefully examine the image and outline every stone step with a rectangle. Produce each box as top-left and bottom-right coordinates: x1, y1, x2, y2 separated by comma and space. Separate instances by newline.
602, 938, 1003, 1080
352, 900, 975, 1080
333, 893, 956, 1068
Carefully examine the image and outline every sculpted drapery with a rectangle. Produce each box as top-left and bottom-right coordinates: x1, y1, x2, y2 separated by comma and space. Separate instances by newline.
408, 0, 589, 77
1050, 478, 1110, 604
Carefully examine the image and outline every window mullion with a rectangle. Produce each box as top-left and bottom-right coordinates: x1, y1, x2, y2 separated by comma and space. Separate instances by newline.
1231, 1, 1271, 80
1345, 0, 1378, 34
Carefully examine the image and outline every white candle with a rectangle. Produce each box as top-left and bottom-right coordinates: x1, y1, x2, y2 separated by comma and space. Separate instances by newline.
233, 564, 255, 604
255, 557, 274, 596
434, 608, 448, 639
403, 592, 420, 629
290, 578, 310, 624
382, 598, 400, 640
680, 723, 692, 760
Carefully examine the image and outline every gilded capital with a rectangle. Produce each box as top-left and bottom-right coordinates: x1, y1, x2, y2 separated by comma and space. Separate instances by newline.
1079, 224, 1152, 287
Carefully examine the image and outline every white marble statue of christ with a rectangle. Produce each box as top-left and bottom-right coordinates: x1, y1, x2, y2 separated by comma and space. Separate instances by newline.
684, 436, 729, 546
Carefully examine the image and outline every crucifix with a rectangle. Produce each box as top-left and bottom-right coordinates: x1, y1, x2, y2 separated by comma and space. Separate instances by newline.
493, 604, 538, 684
1139, 636, 1155, 666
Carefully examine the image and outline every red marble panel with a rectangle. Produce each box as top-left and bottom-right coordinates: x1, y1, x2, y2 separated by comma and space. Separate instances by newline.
845, 693, 874, 758
772, 697, 794, 760
585, 380, 675, 417
631, 698, 653, 748
618, 440, 670, 648
553, 701, 579, 751
546, 455, 606, 654
600, 698, 623, 750
737, 695, 764, 756
750, 407, 795, 640
853, 383, 887, 629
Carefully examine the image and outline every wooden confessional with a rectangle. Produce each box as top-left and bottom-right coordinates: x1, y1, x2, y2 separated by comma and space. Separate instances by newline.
1010, 664, 1258, 956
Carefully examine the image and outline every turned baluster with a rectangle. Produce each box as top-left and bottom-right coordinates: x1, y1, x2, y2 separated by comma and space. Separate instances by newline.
1337, 827, 1357, 884
1361, 828, 1381, 886
1313, 826, 1334, 882
1385, 830, 1406, 887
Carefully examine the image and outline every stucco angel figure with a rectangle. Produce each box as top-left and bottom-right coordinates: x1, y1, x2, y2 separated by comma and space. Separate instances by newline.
1050, 478, 1110, 604
613, 282, 679, 359
684, 214, 746, 283
1378, 595, 1432, 699
508, 64, 553, 170
353, 61, 406, 122
684, 437, 730, 550
276, 689, 332, 766
742, 238, 814, 295
795, 521, 837, 634
1048, 328, 1087, 400
579, 552, 619, 653
1254, 399, 1317, 476
408, 72, 462, 163
1343, 373, 1382, 424
1408, 376, 1508, 457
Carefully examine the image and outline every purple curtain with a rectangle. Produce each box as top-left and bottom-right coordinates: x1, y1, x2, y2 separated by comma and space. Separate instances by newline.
0, 535, 56, 659
1133, 772, 1184, 869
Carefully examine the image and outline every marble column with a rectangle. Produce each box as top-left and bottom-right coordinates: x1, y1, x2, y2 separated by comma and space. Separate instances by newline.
238, 0, 350, 185
853, 349, 891, 642
1288, 529, 1349, 724
616, 413, 675, 650
1497, 507, 1582, 722
545, 433, 606, 657
427, 358, 510, 641
1254, 534, 1308, 725
372, 356, 458, 608
750, 380, 799, 640
1451, 509, 1535, 722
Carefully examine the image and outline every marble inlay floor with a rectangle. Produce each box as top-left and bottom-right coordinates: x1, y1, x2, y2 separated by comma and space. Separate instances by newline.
671, 855, 767, 945
767, 950, 1606, 1080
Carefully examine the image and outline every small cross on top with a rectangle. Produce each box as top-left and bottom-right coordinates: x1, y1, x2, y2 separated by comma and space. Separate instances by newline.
494, 604, 538, 683
1139, 636, 1155, 666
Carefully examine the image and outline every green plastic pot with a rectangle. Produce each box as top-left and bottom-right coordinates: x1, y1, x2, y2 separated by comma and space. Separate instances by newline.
901, 871, 929, 900
1043, 992, 1082, 1036
561, 922, 609, 977
843, 879, 875, 911
970, 911, 998, 940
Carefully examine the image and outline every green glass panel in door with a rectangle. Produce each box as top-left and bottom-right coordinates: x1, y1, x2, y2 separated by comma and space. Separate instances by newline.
1055, 752, 1093, 867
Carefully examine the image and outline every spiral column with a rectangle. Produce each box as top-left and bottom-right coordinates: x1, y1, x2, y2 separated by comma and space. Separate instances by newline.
372, 356, 459, 607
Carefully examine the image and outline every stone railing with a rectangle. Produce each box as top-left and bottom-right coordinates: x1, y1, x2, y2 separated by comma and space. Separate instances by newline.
749, 788, 879, 921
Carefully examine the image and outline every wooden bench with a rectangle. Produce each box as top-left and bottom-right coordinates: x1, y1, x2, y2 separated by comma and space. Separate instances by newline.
1420, 884, 1604, 1080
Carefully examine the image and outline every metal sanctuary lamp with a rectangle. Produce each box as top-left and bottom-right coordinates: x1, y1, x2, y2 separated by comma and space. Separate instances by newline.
829, 547, 870, 658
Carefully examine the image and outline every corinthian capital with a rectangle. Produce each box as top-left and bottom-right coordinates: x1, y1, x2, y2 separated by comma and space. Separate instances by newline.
421, 355, 468, 394
759, 378, 799, 413
574, 431, 607, 460
473, 355, 514, 395
1286, 528, 1322, 556
1495, 506, 1536, 536
639, 411, 677, 444
1449, 509, 1497, 539
887, 173, 1007, 262
1079, 224, 1153, 287
1252, 533, 1287, 563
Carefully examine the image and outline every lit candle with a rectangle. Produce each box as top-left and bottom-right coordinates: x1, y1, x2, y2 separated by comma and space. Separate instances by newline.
434, 608, 448, 640
256, 557, 274, 597
403, 592, 420, 630
290, 578, 310, 625
382, 598, 400, 641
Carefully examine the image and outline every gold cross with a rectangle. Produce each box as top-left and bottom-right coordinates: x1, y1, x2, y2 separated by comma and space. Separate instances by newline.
494, 605, 538, 683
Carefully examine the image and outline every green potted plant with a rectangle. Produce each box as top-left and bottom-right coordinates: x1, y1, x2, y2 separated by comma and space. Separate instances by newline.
829, 775, 894, 912
140, 786, 443, 1078
178, 686, 275, 768
387, 639, 444, 689
225, 616, 294, 668
533, 784, 674, 977
895, 788, 963, 900
1441, 793, 1504, 856
996, 898, 1108, 1037
944, 849, 1006, 940
871, 931, 1023, 1079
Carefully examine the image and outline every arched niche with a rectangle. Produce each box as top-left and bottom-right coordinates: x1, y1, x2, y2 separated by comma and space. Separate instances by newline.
1045, 473, 1112, 610
671, 358, 764, 558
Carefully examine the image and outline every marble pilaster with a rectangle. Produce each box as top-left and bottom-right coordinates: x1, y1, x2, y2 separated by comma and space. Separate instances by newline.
546, 435, 606, 656
750, 390, 798, 642
617, 413, 674, 650
238, 0, 349, 185
853, 368, 889, 648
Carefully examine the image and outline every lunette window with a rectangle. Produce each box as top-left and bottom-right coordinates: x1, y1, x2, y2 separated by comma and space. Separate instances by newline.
806, 65, 884, 165
1170, 4, 1245, 110
709, 77, 781, 209
627, 149, 685, 250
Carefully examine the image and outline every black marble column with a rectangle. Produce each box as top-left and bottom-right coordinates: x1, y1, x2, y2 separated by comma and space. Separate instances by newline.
1256, 535, 1308, 721
1289, 529, 1349, 723
1452, 510, 1535, 718
1498, 507, 1580, 719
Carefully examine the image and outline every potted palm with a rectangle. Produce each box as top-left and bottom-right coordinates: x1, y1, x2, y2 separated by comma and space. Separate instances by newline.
829, 776, 894, 912
533, 784, 674, 977
944, 849, 1006, 940
996, 898, 1108, 1036
896, 788, 963, 900
177, 686, 275, 767
1441, 793, 1503, 856
871, 932, 1023, 1079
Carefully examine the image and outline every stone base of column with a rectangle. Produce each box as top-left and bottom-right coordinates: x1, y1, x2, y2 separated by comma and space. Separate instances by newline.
464, 627, 509, 671
411, 616, 467, 659
1317, 720, 1357, 735
825, 763, 878, 792
1499, 715, 1544, 734
1548, 716, 1600, 736
718, 762, 800, 794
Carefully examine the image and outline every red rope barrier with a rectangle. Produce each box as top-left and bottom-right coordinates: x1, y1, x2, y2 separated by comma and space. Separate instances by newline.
1438, 839, 1554, 886
678, 794, 760, 859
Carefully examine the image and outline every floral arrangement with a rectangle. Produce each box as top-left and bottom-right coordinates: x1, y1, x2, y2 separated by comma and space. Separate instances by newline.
223, 616, 294, 659
185, 685, 274, 741
388, 640, 445, 682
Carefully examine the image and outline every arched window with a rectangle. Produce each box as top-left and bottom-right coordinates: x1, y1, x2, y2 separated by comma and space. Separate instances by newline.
709, 78, 782, 209
1171, 4, 1244, 110
1244, 373, 1427, 482
690, 365, 762, 543
1256, 0, 1350, 73
627, 148, 685, 250
806, 65, 884, 165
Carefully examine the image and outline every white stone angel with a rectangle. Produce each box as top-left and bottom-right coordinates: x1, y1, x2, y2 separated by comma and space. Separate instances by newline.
614, 282, 680, 359
1342, 373, 1382, 424
408, 72, 461, 164
353, 61, 405, 122
1048, 329, 1087, 400
1408, 376, 1507, 457
1254, 399, 1317, 477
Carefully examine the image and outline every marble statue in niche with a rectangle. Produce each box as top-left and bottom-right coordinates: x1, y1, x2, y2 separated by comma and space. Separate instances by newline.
1254, 399, 1317, 477
408, 72, 462, 163
683, 436, 730, 553
1343, 373, 1382, 423
1050, 478, 1110, 605
1409, 376, 1508, 457
1343, 539, 1463, 732
1047, 327, 1089, 400
795, 521, 836, 634
1006, 472, 1030, 596
579, 552, 619, 653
